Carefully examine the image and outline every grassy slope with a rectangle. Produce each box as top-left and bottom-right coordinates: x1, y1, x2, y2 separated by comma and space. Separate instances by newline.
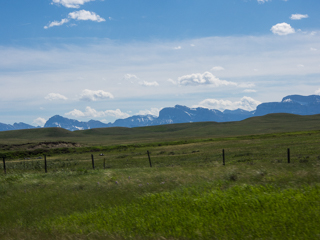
1, 113, 320, 239
1, 113, 320, 146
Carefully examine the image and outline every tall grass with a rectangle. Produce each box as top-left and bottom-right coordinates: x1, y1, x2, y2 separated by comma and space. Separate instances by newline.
1, 126, 320, 239
43, 184, 320, 239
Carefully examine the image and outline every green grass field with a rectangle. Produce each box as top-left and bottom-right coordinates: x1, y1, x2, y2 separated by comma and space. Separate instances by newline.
0, 114, 320, 239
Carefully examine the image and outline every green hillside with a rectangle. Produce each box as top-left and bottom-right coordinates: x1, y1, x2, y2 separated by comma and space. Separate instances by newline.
1, 113, 320, 239
1, 113, 320, 147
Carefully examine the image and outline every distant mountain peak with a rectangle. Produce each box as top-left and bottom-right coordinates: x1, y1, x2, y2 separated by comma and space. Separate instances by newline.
1, 94, 320, 132
281, 95, 320, 105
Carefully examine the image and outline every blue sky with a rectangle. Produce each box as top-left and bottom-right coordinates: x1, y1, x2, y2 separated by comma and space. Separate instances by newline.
0, 0, 319, 126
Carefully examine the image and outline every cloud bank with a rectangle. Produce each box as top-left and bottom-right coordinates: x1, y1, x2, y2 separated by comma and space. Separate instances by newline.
211, 66, 225, 71
123, 74, 159, 87
65, 106, 129, 119
45, 93, 68, 101
137, 108, 162, 117
196, 96, 261, 111
79, 89, 114, 101
33, 117, 47, 127
177, 72, 237, 87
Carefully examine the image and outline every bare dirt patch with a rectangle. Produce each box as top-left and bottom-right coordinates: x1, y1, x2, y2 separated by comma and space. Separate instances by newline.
0, 141, 82, 151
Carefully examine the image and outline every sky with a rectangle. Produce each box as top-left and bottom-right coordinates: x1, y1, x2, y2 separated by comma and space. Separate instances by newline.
0, 0, 320, 126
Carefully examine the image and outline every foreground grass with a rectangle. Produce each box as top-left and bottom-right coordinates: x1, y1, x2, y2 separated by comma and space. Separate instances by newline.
1, 127, 320, 239
1, 160, 320, 239
44, 184, 320, 239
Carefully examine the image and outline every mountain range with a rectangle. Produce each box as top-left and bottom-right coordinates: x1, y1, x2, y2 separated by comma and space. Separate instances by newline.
1, 94, 320, 132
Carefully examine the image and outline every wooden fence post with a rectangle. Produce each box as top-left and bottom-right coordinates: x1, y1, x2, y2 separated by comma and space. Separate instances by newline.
222, 149, 225, 166
44, 155, 47, 173
91, 154, 95, 169
147, 151, 152, 167
287, 148, 290, 164
2, 157, 6, 174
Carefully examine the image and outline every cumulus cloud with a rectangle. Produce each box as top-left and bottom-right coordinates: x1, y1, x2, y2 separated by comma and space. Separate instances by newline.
123, 74, 139, 83
122, 74, 158, 86
243, 89, 257, 93
44, 10, 105, 29
316, 88, 320, 95
211, 66, 225, 71
79, 89, 114, 101
33, 117, 47, 127
174, 46, 182, 50
137, 108, 161, 117
68, 10, 105, 22
51, 0, 95, 8
271, 23, 295, 36
238, 82, 255, 88
196, 96, 261, 111
44, 18, 69, 29
290, 14, 309, 20
139, 81, 159, 87
45, 93, 68, 101
177, 71, 237, 87
257, 0, 270, 3
167, 78, 177, 85
65, 106, 130, 119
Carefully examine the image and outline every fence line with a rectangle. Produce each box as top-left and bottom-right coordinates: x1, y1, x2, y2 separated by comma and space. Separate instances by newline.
0, 147, 314, 175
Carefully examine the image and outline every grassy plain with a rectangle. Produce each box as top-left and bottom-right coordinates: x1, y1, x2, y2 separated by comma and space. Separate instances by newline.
0, 113, 320, 239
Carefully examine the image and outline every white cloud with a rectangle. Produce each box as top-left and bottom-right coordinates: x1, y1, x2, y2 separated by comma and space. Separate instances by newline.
167, 78, 177, 85
297, 64, 305, 68
51, 0, 95, 8
33, 117, 47, 127
211, 66, 225, 71
238, 82, 255, 88
243, 89, 257, 93
104, 109, 130, 119
196, 96, 261, 111
45, 93, 68, 101
257, 0, 270, 3
65, 109, 86, 117
3, 34, 320, 125
65, 106, 129, 119
290, 14, 309, 20
68, 10, 105, 22
315, 88, 320, 95
139, 81, 159, 87
310, 48, 317, 51
123, 74, 158, 86
174, 46, 182, 50
177, 71, 237, 87
271, 22, 295, 36
45, 10, 105, 29
79, 89, 114, 101
137, 108, 161, 117
44, 18, 69, 29
123, 74, 139, 83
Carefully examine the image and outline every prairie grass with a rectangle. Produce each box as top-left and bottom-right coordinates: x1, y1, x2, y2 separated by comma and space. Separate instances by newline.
1, 124, 320, 239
